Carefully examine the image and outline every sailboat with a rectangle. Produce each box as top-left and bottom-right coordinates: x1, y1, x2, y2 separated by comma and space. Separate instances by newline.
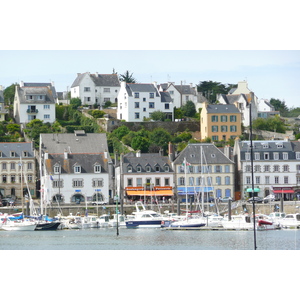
1, 213, 37, 231
162, 157, 206, 229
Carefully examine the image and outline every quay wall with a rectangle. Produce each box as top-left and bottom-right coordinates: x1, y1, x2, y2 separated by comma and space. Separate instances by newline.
2, 201, 299, 218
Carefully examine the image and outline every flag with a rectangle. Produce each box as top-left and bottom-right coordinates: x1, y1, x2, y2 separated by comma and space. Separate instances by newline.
50, 175, 53, 181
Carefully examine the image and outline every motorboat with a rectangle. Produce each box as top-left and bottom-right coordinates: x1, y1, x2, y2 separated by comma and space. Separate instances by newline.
97, 214, 110, 228
279, 213, 300, 229
162, 216, 206, 228
125, 201, 169, 228
109, 214, 126, 227
221, 214, 254, 230
268, 212, 286, 228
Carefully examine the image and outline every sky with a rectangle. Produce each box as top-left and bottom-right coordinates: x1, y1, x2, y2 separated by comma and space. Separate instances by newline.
1, 50, 300, 108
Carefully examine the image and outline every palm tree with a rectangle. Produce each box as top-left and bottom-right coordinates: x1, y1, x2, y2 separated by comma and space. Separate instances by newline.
119, 70, 137, 83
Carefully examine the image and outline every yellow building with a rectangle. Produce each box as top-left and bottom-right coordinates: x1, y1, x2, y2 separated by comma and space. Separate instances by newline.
200, 103, 242, 142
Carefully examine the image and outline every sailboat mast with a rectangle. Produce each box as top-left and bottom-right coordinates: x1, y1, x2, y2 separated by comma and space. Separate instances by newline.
184, 157, 188, 215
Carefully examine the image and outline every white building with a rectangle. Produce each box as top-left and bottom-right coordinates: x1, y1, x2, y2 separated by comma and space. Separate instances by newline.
0, 86, 8, 122
159, 82, 199, 108
117, 82, 173, 122
70, 72, 120, 107
39, 131, 114, 206
257, 99, 279, 118
217, 81, 258, 127
233, 138, 300, 200
14, 82, 57, 124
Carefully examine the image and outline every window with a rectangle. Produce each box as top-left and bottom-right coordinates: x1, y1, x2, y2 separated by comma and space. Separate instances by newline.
127, 166, 132, 173
164, 178, 170, 186
284, 176, 289, 184
215, 166, 222, 173
143, 98, 146, 102
54, 165, 61, 174
274, 176, 279, 184
72, 179, 83, 187
127, 178, 132, 186
265, 176, 270, 184
53, 180, 63, 188
230, 125, 237, 132
149, 93, 154, 98
44, 114, 50, 119
74, 165, 81, 173
189, 177, 194, 186
276, 143, 283, 148
211, 115, 218, 122
225, 176, 230, 185
92, 179, 103, 187
245, 165, 251, 172
212, 126, 218, 132
212, 136, 218, 141
207, 177, 212, 185
273, 152, 279, 160
273, 165, 280, 172
146, 166, 151, 172
283, 152, 288, 160
155, 178, 160, 186
264, 153, 269, 160
44, 105, 50, 109
254, 165, 261, 172
135, 113, 140, 119
137, 178, 142, 186
230, 115, 237, 122
104, 88, 110, 93
221, 125, 227, 132
143, 108, 146, 112
245, 153, 250, 161
264, 165, 270, 172
94, 165, 101, 173
11, 175, 16, 183
10, 151, 16, 157
10, 163, 15, 170
296, 152, 300, 160
155, 165, 160, 172
164, 165, 169, 172
149, 102, 155, 109
246, 176, 251, 184
179, 177, 185, 185
262, 143, 269, 148
254, 153, 260, 160
137, 166, 142, 172
221, 115, 227, 122
255, 176, 260, 184
84, 87, 90, 92
134, 93, 139, 98
165, 103, 170, 109
283, 165, 289, 172
216, 176, 221, 185
2, 175, 6, 183
135, 102, 140, 108
2, 163, 7, 170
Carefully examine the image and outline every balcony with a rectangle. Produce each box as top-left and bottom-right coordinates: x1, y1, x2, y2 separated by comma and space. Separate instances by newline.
27, 109, 38, 114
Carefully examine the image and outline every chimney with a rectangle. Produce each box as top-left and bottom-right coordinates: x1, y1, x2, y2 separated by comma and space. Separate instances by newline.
136, 150, 141, 157
44, 152, 49, 159
168, 142, 174, 161
20, 81, 24, 87
64, 149, 68, 159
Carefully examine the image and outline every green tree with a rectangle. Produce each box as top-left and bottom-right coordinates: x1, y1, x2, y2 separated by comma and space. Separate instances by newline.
197, 81, 235, 103
270, 98, 289, 116
90, 110, 105, 118
149, 128, 171, 152
3, 83, 17, 106
6, 123, 20, 134
112, 125, 130, 140
119, 70, 137, 83
131, 136, 150, 152
151, 110, 166, 121
70, 97, 82, 109
182, 100, 196, 117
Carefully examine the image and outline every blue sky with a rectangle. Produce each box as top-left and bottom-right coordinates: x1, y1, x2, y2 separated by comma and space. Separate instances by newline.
1, 50, 299, 108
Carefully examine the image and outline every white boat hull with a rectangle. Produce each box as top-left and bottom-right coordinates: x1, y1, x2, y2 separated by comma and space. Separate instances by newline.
2, 223, 37, 231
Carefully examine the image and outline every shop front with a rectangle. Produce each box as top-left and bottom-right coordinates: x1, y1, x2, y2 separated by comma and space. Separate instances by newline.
272, 188, 294, 200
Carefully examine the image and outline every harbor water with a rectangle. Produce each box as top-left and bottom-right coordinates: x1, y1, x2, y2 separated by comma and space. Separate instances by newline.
1, 227, 300, 250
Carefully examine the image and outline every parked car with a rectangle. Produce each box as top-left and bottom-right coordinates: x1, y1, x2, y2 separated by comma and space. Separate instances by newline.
247, 197, 265, 203
219, 197, 233, 203
263, 194, 276, 202
91, 200, 107, 205
1, 197, 16, 206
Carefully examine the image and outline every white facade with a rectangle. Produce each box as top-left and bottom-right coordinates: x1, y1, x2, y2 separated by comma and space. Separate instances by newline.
117, 82, 173, 122
14, 82, 56, 124
70, 72, 120, 107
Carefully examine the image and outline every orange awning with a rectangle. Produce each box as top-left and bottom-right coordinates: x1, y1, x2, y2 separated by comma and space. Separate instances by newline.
126, 190, 173, 196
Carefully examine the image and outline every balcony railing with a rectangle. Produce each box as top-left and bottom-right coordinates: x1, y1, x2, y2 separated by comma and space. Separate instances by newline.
26, 109, 38, 113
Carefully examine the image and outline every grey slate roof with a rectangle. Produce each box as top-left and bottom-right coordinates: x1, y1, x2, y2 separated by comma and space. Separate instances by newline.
126, 83, 160, 97
173, 143, 234, 165
0, 142, 34, 158
174, 85, 197, 95
123, 152, 173, 173
17, 85, 56, 104
46, 153, 108, 174
71, 73, 120, 88
219, 94, 248, 105
206, 104, 240, 114
160, 91, 172, 103
0, 90, 4, 103
40, 132, 109, 155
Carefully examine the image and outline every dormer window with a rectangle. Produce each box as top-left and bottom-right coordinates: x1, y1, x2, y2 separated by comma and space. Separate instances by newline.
10, 151, 16, 157
276, 143, 283, 148
136, 165, 142, 172
54, 164, 61, 174
146, 165, 151, 172
94, 164, 101, 173
155, 165, 160, 172
23, 151, 28, 157
74, 164, 81, 174
262, 143, 269, 148
127, 166, 132, 173
164, 165, 169, 172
